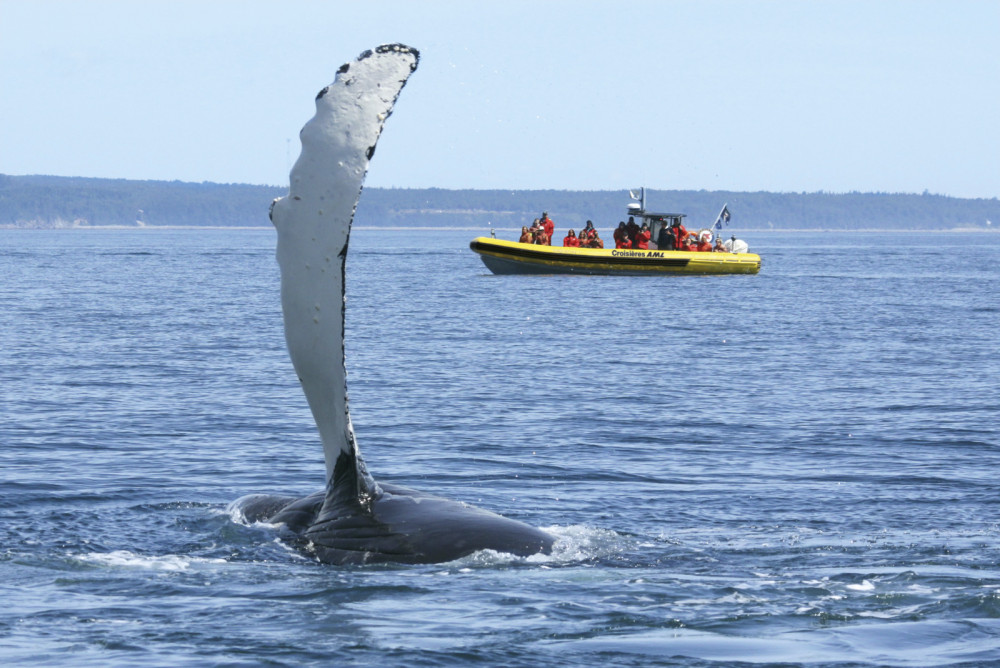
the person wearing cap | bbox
[540,212,555,245]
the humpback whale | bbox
[234,44,554,564]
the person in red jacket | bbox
[613,221,628,246]
[615,234,632,249]
[672,220,689,250]
[540,212,555,245]
[563,229,580,247]
[695,234,713,252]
[634,223,651,250]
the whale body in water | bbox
[233,44,553,564]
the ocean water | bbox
[1,226,999,667]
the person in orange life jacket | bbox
[694,235,713,252]
[634,223,651,250]
[519,226,532,244]
[580,220,596,241]
[540,212,555,244]
[589,233,604,249]
[563,229,580,247]
[615,233,632,249]
[613,221,628,246]
[671,220,689,250]
[533,227,549,245]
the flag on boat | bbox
[713,205,731,230]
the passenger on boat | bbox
[626,217,639,245]
[656,223,675,251]
[533,227,550,245]
[634,223,651,250]
[613,221,628,246]
[671,220,689,250]
[694,235,713,252]
[519,226,532,244]
[615,233,632,249]
[714,238,728,252]
[540,212,555,245]
[563,229,580,247]
[528,219,542,241]
[586,233,604,249]
[580,220,596,242]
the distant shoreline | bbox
[3,175,996,231]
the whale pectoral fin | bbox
[273,45,419,499]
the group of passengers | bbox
[521,213,605,248]
[519,212,556,245]
[522,212,726,253]
[650,217,719,252]
[561,220,604,248]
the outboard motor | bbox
[723,235,750,253]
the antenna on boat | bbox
[629,187,646,212]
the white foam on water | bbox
[451,525,627,567]
[74,550,226,572]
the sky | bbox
[1,0,998,198]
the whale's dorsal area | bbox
[237,45,554,564]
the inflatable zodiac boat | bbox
[470,192,761,276]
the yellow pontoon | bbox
[470,237,760,275]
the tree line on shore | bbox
[1,174,996,230]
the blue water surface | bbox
[1,226,999,666]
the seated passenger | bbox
[518,226,532,244]
[714,238,727,252]
[589,233,604,249]
[533,228,549,245]
[634,223,651,250]
[563,229,580,247]
[695,235,713,252]
[615,234,632,249]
